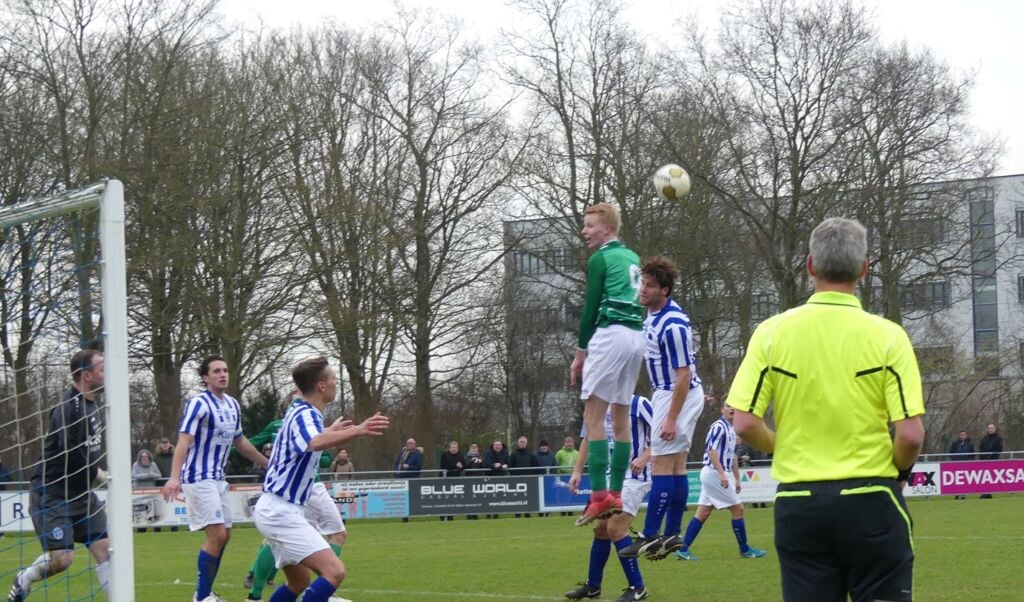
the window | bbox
[1018,275,1024,304]
[974,354,1000,378]
[904,215,950,247]
[510,248,575,275]
[751,292,776,321]
[901,281,950,311]
[1019,342,1024,373]
[1016,209,1024,237]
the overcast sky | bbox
[217,0,1024,177]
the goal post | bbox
[0,180,133,601]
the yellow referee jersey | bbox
[726,291,925,483]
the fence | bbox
[2,456,1021,532]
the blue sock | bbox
[732,518,749,553]
[196,550,220,599]
[682,516,705,550]
[268,585,298,602]
[642,475,673,537]
[587,538,612,587]
[302,576,339,602]
[663,474,689,535]
[614,536,645,589]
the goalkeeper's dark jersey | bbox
[30,386,103,499]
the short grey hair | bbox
[809,218,867,283]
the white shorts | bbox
[304,482,346,535]
[182,480,231,531]
[650,385,704,456]
[620,477,652,517]
[697,465,741,509]
[580,325,643,406]
[254,492,331,569]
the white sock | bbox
[95,560,110,594]
[19,553,51,586]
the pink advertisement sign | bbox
[939,460,1024,495]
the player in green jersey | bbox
[570,203,645,525]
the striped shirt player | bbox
[253,356,389,602]
[622,257,705,561]
[676,404,767,560]
[565,395,654,601]
[645,298,704,456]
[180,390,243,485]
[161,356,268,602]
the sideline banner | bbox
[328,479,409,519]
[938,460,1024,496]
[408,476,539,516]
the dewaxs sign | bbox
[408,476,540,516]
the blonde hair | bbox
[584,203,621,233]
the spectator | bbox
[329,448,355,480]
[555,436,580,516]
[484,440,509,518]
[979,423,1003,460]
[555,436,579,475]
[440,441,465,478]
[249,443,274,482]
[948,430,975,461]
[394,438,424,478]
[485,440,510,476]
[463,443,483,520]
[153,437,174,485]
[948,430,975,500]
[438,441,465,522]
[464,442,485,476]
[509,436,540,475]
[131,450,162,488]
[535,440,556,475]
[979,423,1004,499]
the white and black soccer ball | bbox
[652,163,691,202]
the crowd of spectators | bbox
[949,423,1004,499]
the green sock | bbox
[609,440,632,491]
[330,542,343,557]
[249,543,276,597]
[588,438,610,492]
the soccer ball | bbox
[652,163,690,202]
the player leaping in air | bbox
[571,203,645,526]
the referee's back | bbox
[728,290,924,483]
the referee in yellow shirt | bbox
[727,217,925,602]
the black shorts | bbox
[774,478,914,602]
[30,489,108,551]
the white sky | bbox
[217,0,1024,177]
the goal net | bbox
[0,181,132,601]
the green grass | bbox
[3,496,1022,601]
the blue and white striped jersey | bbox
[702,417,736,472]
[629,395,654,482]
[263,399,325,504]
[644,299,701,391]
[179,390,242,484]
[579,395,655,482]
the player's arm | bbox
[308,413,390,451]
[161,433,192,502]
[659,366,690,441]
[569,437,589,494]
[571,254,606,385]
[234,435,269,468]
[707,447,728,487]
[886,327,925,472]
[630,447,651,474]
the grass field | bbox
[2,496,1021,601]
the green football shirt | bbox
[726,291,925,483]
[577,240,643,349]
